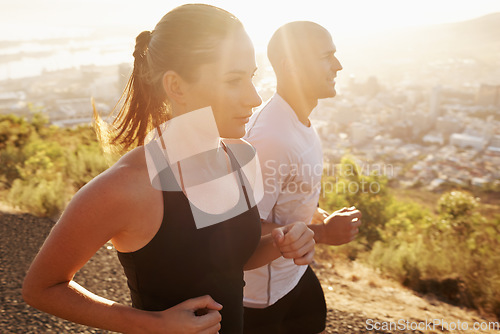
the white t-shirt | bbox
[243,94,323,307]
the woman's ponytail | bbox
[94,30,169,154]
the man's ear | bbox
[282,57,298,75]
[162,70,187,105]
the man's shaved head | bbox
[267,21,341,102]
[267,21,331,72]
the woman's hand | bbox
[144,295,222,334]
[271,222,315,265]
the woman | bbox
[22,4,315,334]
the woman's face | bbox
[182,28,262,138]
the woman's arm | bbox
[22,152,221,334]
[23,165,154,332]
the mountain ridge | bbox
[339,12,500,82]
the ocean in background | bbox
[0,36,133,81]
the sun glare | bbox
[1,0,499,44]
[0,0,499,81]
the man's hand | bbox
[311,207,330,225]
[313,207,362,245]
[271,222,315,265]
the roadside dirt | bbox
[1,211,498,333]
[314,246,499,334]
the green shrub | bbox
[65,143,109,189]
[7,173,69,218]
[0,113,108,217]
[367,190,500,317]
[320,157,499,317]
[320,156,392,247]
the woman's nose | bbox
[246,84,262,108]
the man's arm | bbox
[261,206,362,246]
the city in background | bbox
[1,11,499,194]
[2,2,500,330]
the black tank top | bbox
[117,140,261,333]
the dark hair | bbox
[94,4,243,152]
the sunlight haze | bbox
[1,0,500,49]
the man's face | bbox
[294,30,342,100]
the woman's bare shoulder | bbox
[87,147,151,197]
[21,147,163,284]
[63,146,161,231]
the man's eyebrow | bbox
[224,67,258,75]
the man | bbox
[243,21,362,333]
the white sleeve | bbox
[250,137,292,221]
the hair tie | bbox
[133,30,152,59]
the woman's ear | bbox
[162,70,187,105]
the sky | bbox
[1,0,500,49]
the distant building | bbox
[476,84,500,106]
[429,85,442,120]
[349,122,375,146]
[450,133,487,150]
[364,76,380,97]
[489,134,500,148]
[90,75,120,100]
[486,135,500,155]
[52,117,93,128]
[0,91,26,113]
[436,116,462,139]
[332,100,359,125]
[54,98,92,120]
[423,133,444,145]
[346,75,380,97]
[408,111,432,136]
[471,177,489,188]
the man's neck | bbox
[276,85,317,126]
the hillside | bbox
[396,12,500,64]
[341,12,500,81]
[1,210,498,334]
